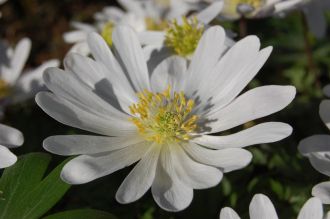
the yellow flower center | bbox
[145,17,169,31]
[155,0,171,7]
[101,21,114,46]
[222,0,265,18]
[165,17,204,57]
[129,86,198,144]
[0,79,11,99]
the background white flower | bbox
[0,123,23,169]
[37,25,295,211]
[63,0,223,56]
[299,85,330,204]
[219,194,324,219]
[0,37,59,118]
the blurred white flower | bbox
[219,194,324,219]
[0,123,23,169]
[63,0,222,56]
[0,38,59,117]
[303,0,330,38]
[299,85,330,205]
[37,25,295,211]
[0,0,7,18]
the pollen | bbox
[223,0,265,17]
[129,86,198,144]
[101,21,114,46]
[0,79,11,99]
[145,17,168,31]
[165,17,204,57]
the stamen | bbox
[129,86,198,144]
[165,17,204,57]
[0,79,11,99]
[223,0,265,17]
[101,21,114,46]
[145,17,168,31]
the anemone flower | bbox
[219,194,324,219]
[37,25,295,211]
[0,123,23,168]
[63,0,223,56]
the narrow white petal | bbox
[303,2,326,39]
[112,26,150,91]
[43,135,142,155]
[150,56,187,93]
[152,144,193,212]
[116,144,161,203]
[138,31,165,45]
[36,92,136,136]
[172,144,223,189]
[195,1,224,24]
[3,38,31,84]
[184,26,225,96]
[219,207,241,219]
[61,142,149,184]
[320,100,330,130]
[323,84,330,98]
[0,145,17,168]
[193,122,292,149]
[143,44,172,75]
[182,143,252,173]
[249,194,278,219]
[207,85,296,133]
[63,30,88,43]
[297,197,323,219]
[0,124,24,148]
[298,135,330,176]
[312,182,330,204]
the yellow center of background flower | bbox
[101,21,114,46]
[165,17,204,57]
[0,79,11,99]
[129,86,198,144]
[223,0,265,18]
[145,17,168,31]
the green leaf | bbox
[42,209,117,219]
[0,152,71,219]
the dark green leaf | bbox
[42,209,117,219]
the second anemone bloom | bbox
[36,25,295,211]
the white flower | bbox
[0,123,23,168]
[219,194,324,219]
[303,0,330,38]
[0,0,7,18]
[63,0,223,56]
[299,85,330,205]
[0,38,59,117]
[37,25,295,211]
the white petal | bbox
[150,56,187,93]
[323,84,330,98]
[184,26,225,96]
[249,194,278,219]
[12,59,60,103]
[312,181,330,204]
[143,44,172,75]
[297,197,323,219]
[193,122,292,149]
[298,135,330,176]
[303,2,326,39]
[219,207,241,219]
[151,144,193,212]
[195,1,223,24]
[43,135,142,155]
[207,85,296,134]
[67,41,90,56]
[172,144,223,189]
[61,141,150,184]
[116,144,161,203]
[112,26,150,91]
[44,67,130,121]
[0,145,17,169]
[0,123,24,148]
[2,38,31,84]
[36,92,136,136]
[320,100,330,130]
[195,35,263,109]
[182,143,252,173]
[63,30,88,44]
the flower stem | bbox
[239,17,247,38]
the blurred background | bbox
[0,0,330,218]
